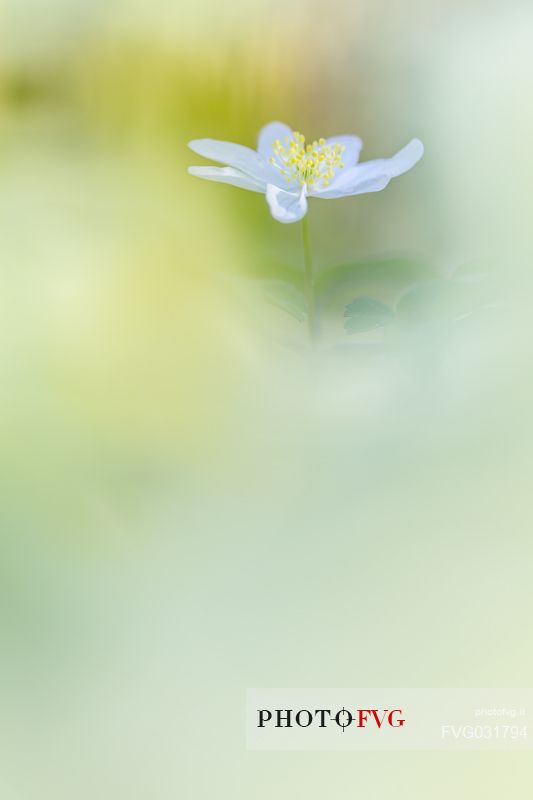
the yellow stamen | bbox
[270,131,345,188]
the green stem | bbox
[301,214,318,347]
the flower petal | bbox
[188,138,269,184]
[312,165,391,198]
[312,138,424,198]
[265,184,308,224]
[257,121,293,159]
[188,165,266,193]
[326,135,363,166]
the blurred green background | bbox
[1,0,533,797]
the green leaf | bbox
[260,279,307,322]
[315,256,432,305]
[395,280,449,320]
[343,297,395,334]
[395,277,489,324]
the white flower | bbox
[188,121,424,224]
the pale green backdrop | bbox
[1,0,532,796]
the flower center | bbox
[269,131,345,189]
